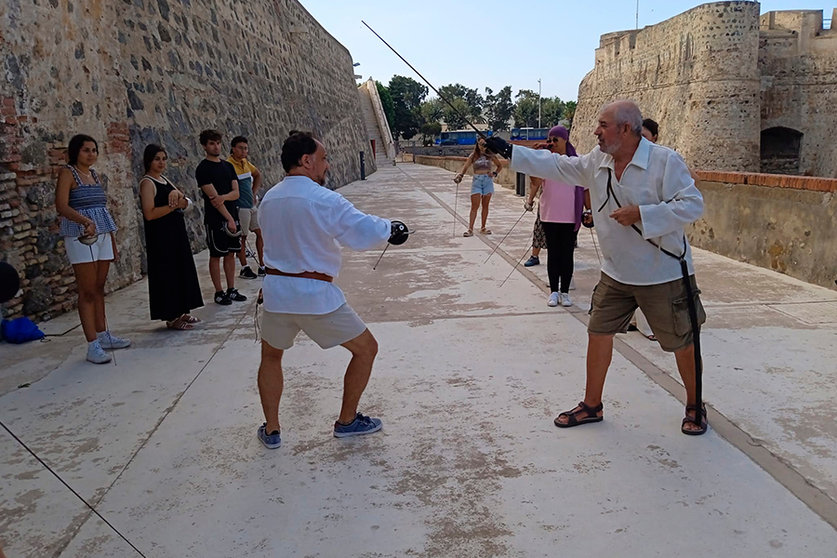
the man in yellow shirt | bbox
[227,136,265,277]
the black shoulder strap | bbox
[599,168,686,261]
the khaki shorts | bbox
[588,272,706,352]
[238,207,260,233]
[261,303,367,350]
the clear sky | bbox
[298,1,833,101]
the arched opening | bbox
[760,127,802,175]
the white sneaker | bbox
[560,293,573,307]
[547,292,560,307]
[86,340,112,364]
[97,331,131,350]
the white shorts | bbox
[238,207,260,233]
[261,303,367,350]
[64,234,114,265]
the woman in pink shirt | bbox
[526,126,587,307]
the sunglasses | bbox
[547,137,562,143]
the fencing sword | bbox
[363,21,498,240]
[452,178,459,238]
[483,208,530,264]
[499,245,533,288]
[362,21,488,141]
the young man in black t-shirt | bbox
[196,129,247,305]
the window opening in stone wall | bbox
[760,127,802,175]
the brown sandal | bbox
[166,316,194,330]
[681,404,708,435]
[480,227,492,235]
[554,401,604,428]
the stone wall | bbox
[759,9,837,178]
[0,0,373,320]
[413,156,836,290]
[690,171,836,289]
[572,1,762,172]
[573,3,837,178]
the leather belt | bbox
[264,268,333,282]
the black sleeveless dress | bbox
[143,176,204,320]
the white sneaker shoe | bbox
[547,292,560,307]
[97,331,131,350]
[560,293,573,307]
[86,340,112,364]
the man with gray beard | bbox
[486,100,707,435]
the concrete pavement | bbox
[1,162,836,557]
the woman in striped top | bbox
[55,134,131,364]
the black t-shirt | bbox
[195,159,239,226]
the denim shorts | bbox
[471,174,494,196]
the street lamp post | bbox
[537,78,542,128]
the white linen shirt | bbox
[511,138,703,285]
[259,175,391,314]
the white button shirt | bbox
[511,138,704,285]
[259,175,391,314]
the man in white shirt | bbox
[255,131,408,448]
[486,100,707,435]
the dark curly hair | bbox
[280,131,317,172]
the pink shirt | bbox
[540,178,577,223]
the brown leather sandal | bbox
[681,404,708,435]
[554,401,604,428]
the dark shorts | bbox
[588,272,706,352]
[205,222,241,258]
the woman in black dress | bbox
[140,144,204,329]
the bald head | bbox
[595,99,643,157]
[601,100,643,137]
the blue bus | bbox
[435,130,493,146]
[510,127,549,141]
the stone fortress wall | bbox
[0,0,374,321]
[572,2,837,179]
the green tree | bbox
[442,97,472,130]
[484,86,513,131]
[420,122,442,146]
[420,98,444,124]
[375,81,395,133]
[438,83,483,128]
[540,97,565,128]
[564,101,577,129]
[513,89,539,128]
[388,75,428,140]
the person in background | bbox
[195,129,247,306]
[453,138,503,237]
[227,136,266,278]
[523,175,546,268]
[55,134,131,364]
[139,144,204,330]
[523,126,589,308]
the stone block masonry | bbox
[0,0,375,321]
[572,3,837,178]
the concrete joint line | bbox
[54,302,255,555]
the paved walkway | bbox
[1,162,836,557]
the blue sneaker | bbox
[333,413,382,438]
[523,255,540,267]
[257,423,281,449]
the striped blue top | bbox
[59,165,117,237]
